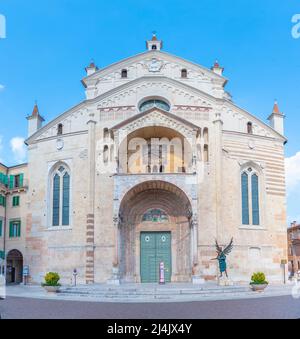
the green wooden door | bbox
[140,232,172,283]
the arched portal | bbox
[6,250,23,284]
[119,181,193,283]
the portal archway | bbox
[119,180,193,283]
[6,249,23,284]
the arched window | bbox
[103,145,109,164]
[241,168,260,226]
[139,99,170,113]
[152,45,157,50]
[121,69,128,78]
[142,209,169,222]
[51,165,70,226]
[103,128,110,141]
[204,145,209,162]
[57,124,63,136]
[181,69,188,78]
[247,122,253,134]
[203,128,209,143]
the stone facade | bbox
[0,36,288,285]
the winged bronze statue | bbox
[212,238,233,278]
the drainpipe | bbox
[3,180,7,280]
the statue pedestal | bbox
[218,276,234,287]
[192,275,205,285]
[107,267,121,286]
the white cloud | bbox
[0,84,4,91]
[10,137,27,164]
[285,152,300,194]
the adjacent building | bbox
[0,35,288,285]
[288,222,300,276]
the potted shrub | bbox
[42,272,61,293]
[250,272,268,292]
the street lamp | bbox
[73,269,78,286]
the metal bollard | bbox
[159,262,165,285]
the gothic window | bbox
[139,99,170,113]
[181,69,188,78]
[121,69,128,78]
[247,122,253,134]
[51,165,70,227]
[241,168,260,226]
[142,209,169,222]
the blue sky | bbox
[0,0,299,222]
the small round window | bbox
[139,99,170,113]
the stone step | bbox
[58,286,250,298]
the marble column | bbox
[85,116,97,284]
[213,112,223,239]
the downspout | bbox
[2,168,8,280]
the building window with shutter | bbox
[0,195,6,207]
[9,174,24,189]
[241,167,260,226]
[51,164,71,227]
[12,196,20,207]
[0,219,3,237]
[9,220,21,238]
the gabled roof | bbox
[82,50,228,88]
[111,106,200,132]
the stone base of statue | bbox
[218,276,234,287]
[107,267,121,285]
[192,275,205,285]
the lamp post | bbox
[73,269,78,287]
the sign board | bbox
[281,259,288,265]
[23,265,29,277]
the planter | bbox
[43,285,60,293]
[250,284,268,292]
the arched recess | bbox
[6,249,23,284]
[118,180,194,283]
[118,126,193,174]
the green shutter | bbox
[17,222,21,237]
[9,175,14,189]
[19,174,24,187]
[9,221,13,237]
[0,220,2,237]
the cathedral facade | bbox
[0,35,288,285]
